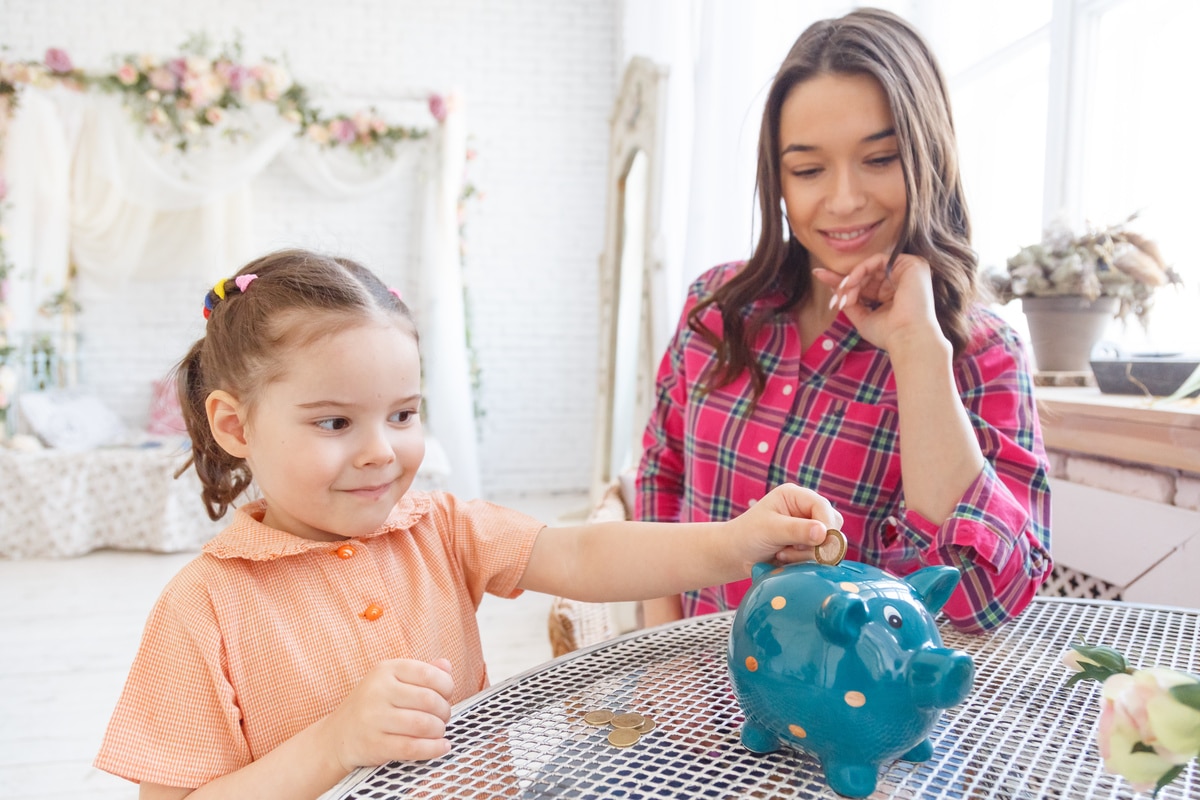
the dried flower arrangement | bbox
[987,214,1182,328]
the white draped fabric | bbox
[2,87,481,497]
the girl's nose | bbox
[356,426,397,468]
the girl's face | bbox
[778,71,908,276]
[243,320,425,541]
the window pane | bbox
[1082,0,1200,353]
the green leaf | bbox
[1169,681,1200,711]
[1073,643,1129,673]
[1152,764,1186,798]
[1156,362,1200,404]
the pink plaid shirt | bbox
[636,263,1052,633]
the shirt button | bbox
[361,603,384,621]
[821,339,834,351]
[335,544,356,559]
[782,384,793,396]
[757,441,769,454]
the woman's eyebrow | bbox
[781,127,896,155]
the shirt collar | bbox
[202,492,433,561]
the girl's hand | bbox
[813,253,943,353]
[726,484,844,573]
[320,658,455,772]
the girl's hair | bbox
[692,7,979,400]
[175,249,417,520]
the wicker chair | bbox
[546,480,640,656]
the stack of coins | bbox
[582,709,657,748]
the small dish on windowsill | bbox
[1089,351,1200,398]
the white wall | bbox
[1,0,616,496]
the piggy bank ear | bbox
[751,562,776,583]
[816,593,869,646]
[904,566,962,615]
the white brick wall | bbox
[2,0,615,496]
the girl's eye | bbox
[389,410,415,424]
[867,154,899,168]
[316,418,350,431]
[791,167,822,179]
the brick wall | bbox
[1047,449,1200,513]
[1,0,615,495]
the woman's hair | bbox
[692,7,979,400]
[175,249,417,520]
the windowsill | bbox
[1034,386,1200,474]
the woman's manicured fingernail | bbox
[828,294,839,310]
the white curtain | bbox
[3,87,481,497]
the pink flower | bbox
[44,48,73,74]
[148,67,177,93]
[204,106,224,125]
[428,93,447,123]
[116,63,139,86]
[329,118,357,144]
[1098,669,1200,792]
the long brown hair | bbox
[692,7,978,400]
[175,249,417,520]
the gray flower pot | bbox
[1020,295,1119,373]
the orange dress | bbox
[94,490,543,788]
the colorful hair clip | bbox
[203,274,258,319]
[389,287,403,300]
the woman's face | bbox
[778,72,907,276]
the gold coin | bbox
[634,717,656,734]
[816,529,848,566]
[583,709,615,726]
[611,712,645,729]
[608,728,642,747]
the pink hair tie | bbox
[235,274,258,292]
[389,287,403,300]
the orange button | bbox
[335,544,356,559]
[361,603,384,621]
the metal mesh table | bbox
[325,597,1200,799]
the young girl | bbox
[637,8,1052,634]
[94,249,842,799]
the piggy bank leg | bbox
[739,720,781,754]
[824,760,878,799]
[899,738,933,762]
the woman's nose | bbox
[827,166,867,215]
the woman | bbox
[636,7,1052,634]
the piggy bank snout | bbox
[907,647,974,709]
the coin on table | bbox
[583,709,615,726]
[611,712,646,729]
[608,728,642,748]
[633,717,656,734]
[815,529,848,566]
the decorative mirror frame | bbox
[591,56,669,503]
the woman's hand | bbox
[813,253,943,354]
[319,658,455,772]
[724,483,845,574]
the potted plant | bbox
[986,214,1182,373]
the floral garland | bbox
[0,36,441,155]
[0,39,471,434]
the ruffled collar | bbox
[202,491,433,561]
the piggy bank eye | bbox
[883,605,903,629]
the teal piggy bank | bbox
[728,560,974,798]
